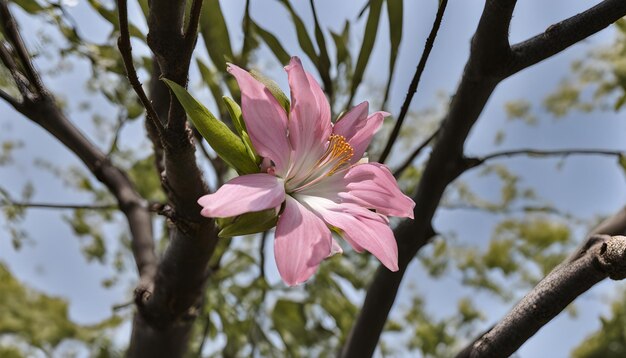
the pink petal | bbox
[333,103,389,163]
[227,64,291,175]
[198,173,285,218]
[298,196,399,271]
[348,111,388,163]
[285,57,332,179]
[341,163,415,218]
[274,196,332,286]
[333,101,369,140]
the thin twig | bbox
[471,148,624,167]
[107,110,128,156]
[0,0,43,94]
[378,0,448,163]
[185,0,204,45]
[393,128,440,177]
[116,0,166,137]
[196,315,212,357]
[1,200,118,211]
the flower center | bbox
[317,134,354,175]
[286,134,354,193]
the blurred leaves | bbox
[0,262,121,354]
[572,288,626,357]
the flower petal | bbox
[297,196,399,271]
[341,163,415,218]
[228,64,291,175]
[348,111,388,162]
[333,103,389,163]
[198,174,285,218]
[285,57,332,179]
[274,196,332,285]
[332,101,369,140]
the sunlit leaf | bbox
[163,79,259,174]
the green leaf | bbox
[331,21,351,67]
[277,0,318,63]
[350,0,383,99]
[162,78,259,174]
[383,0,403,103]
[12,0,44,14]
[250,69,291,114]
[310,0,332,95]
[217,209,278,238]
[251,20,291,65]
[222,96,259,163]
[199,0,234,71]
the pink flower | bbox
[198,57,415,286]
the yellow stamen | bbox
[319,134,353,175]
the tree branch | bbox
[392,127,440,178]
[0,0,158,325]
[127,1,218,356]
[508,0,626,76]
[0,40,30,100]
[467,148,625,168]
[0,87,20,108]
[341,0,626,355]
[185,0,204,46]
[377,0,448,163]
[458,205,626,357]
[0,1,43,94]
[1,201,118,211]
[117,0,165,137]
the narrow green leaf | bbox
[217,209,278,238]
[196,59,229,119]
[250,69,291,114]
[277,0,318,63]
[350,0,383,100]
[251,20,291,65]
[162,79,258,174]
[12,0,44,14]
[222,96,259,163]
[310,0,332,96]
[222,97,246,137]
[383,0,403,104]
[331,21,351,67]
[199,0,234,71]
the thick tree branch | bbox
[378,0,448,163]
[508,0,626,76]
[343,0,626,356]
[342,2,517,356]
[458,206,626,358]
[127,1,219,357]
